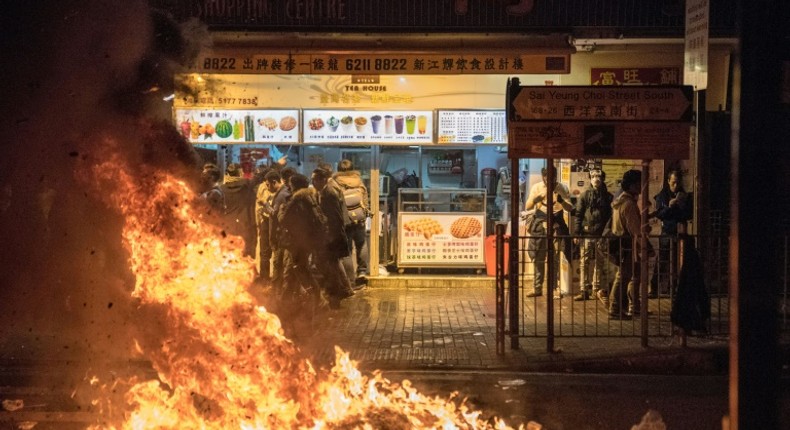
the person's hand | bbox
[573,238,580,246]
[277,155,287,166]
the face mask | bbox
[591,177,601,187]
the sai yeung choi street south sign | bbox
[506,80,694,160]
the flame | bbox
[85,138,519,429]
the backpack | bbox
[340,184,368,223]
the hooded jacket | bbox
[573,183,613,235]
[611,190,641,239]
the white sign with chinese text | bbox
[437,110,507,144]
[684,0,709,90]
[398,213,486,267]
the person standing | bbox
[255,170,281,283]
[572,168,614,301]
[269,167,296,293]
[608,169,648,319]
[333,159,370,286]
[277,174,325,301]
[311,168,355,308]
[220,163,256,258]
[199,165,224,213]
[524,167,573,299]
[648,169,693,298]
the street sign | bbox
[511,86,693,122]
[505,80,693,160]
[507,122,691,159]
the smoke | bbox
[0,0,204,363]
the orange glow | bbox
[86,141,517,429]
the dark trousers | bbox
[258,219,271,278]
[650,236,674,294]
[316,249,353,299]
[344,222,368,277]
[270,247,291,292]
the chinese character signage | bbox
[437,110,507,144]
[174,109,299,144]
[303,110,433,144]
[684,0,709,90]
[510,86,693,122]
[398,213,485,267]
[591,67,681,86]
[507,122,691,159]
[506,81,693,160]
[193,52,570,75]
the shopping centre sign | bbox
[506,81,694,159]
[190,51,570,75]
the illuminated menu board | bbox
[303,110,433,144]
[397,213,485,267]
[175,108,299,144]
[437,109,507,144]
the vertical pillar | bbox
[728,1,786,428]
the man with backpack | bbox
[333,159,369,286]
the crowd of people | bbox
[198,158,371,312]
[524,166,695,321]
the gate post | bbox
[495,223,506,355]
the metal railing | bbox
[494,223,750,352]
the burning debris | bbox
[71,136,520,429]
[2,1,528,428]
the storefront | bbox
[165,1,735,278]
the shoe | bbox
[609,313,632,320]
[596,290,609,306]
[553,292,564,299]
[574,291,591,301]
[526,291,543,298]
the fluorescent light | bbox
[162,93,175,101]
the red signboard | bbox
[591,67,681,86]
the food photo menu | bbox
[175,109,300,144]
[303,110,433,144]
[437,109,507,144]
[397,213,486,267]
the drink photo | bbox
[394,115,404,134]
[370,115,382,134]
[354,116,368,133]
[405,115,416,134]
[384,115,394,134]
[417,115,428,135]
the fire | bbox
[84,139,518,429]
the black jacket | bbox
[573,184,613,236]
[277,188,327,253]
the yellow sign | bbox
[193,52,569,74]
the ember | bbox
[81,140,517,429]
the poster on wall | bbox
[302,110,433,144]
[174,109,299,144]
[397,213,485,267]
[437,110,507,144]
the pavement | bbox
[290,279,737,375]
